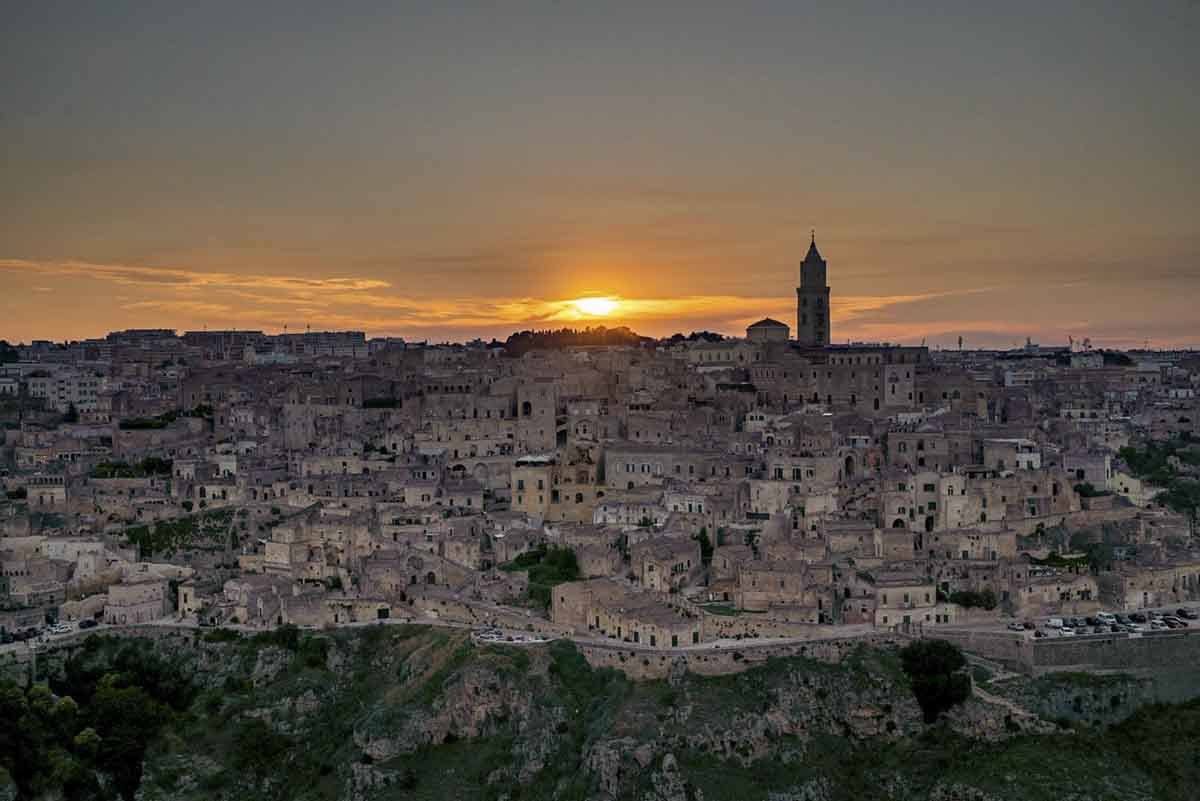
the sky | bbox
[2,1,1198,348]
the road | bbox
[2,612,886,660]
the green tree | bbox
[693,527,714,567]
[899,639,972,723]
[88,676,173,799]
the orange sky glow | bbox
[1,4,1197,349]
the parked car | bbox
[1085,616,1100,627]
[1007,622,1025,632]
[78,619,98,630]
[1177,609,1198,620]
[1033,630,1047,639]
[1109,624,1124,633]
[1092,625,1107,634]
[1130,612,1148,623]
[1060,626,1076,636]
[1116,614,1132,625]
[1163,618,1185,629]
[1022,620,1036,630]
[1046,618,1064,629]
[1097,612,1117,624]
[1149,620,1168,631]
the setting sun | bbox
[571,296,620,317]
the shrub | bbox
[899,639,971,723]
[948,588,997,610]
[203,628,240,644]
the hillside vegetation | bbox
[1,627,1198,801]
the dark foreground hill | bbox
[1,626,1198,801]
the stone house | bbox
[104,578,168,625]
[631,537,702,592]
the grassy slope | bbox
[119,628,1200,801]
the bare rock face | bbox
[136,754,223,800]
[352,640,562,788]
[927,783,1008,801]
[667,656,689,687]
[250,646,290,685]
[344,760,414,801]
[585,737,639,798]
[643,753,691,801]
[945,695,1056,741]
[766,779,833,801]
[676,664,923,764]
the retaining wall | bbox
[576,634,906,680]
[937,626,1200,676]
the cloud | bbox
[2,256,1196,349]
[121,300,237,316]
[4,255,968,339]
[0,259,389,293]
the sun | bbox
[571,296,619,317]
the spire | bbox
[804,230,823,263]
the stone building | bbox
[104,579,168,625]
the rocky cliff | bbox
[3,625,1198,801]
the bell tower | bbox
[796,232,830,347]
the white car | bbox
[49,623,72,635]
[1059,626,1076,636]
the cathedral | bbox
[726,234,931,415]
[796,233,830,346]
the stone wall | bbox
[1028,629,1200,675]
[412,594,575,637]
[699,613,846,642]
[576,634,905,680]
[934,628,1030,668]
[938,626,1200,677]
[1000,507,1138,537]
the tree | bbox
[899,639,972,723]
[948,588,997,610]
[693,527,713,567]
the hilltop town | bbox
[3,241,1199,658]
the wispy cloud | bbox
[0,259,388,293]
[2,256,963,340]
[4,257,1194,349]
